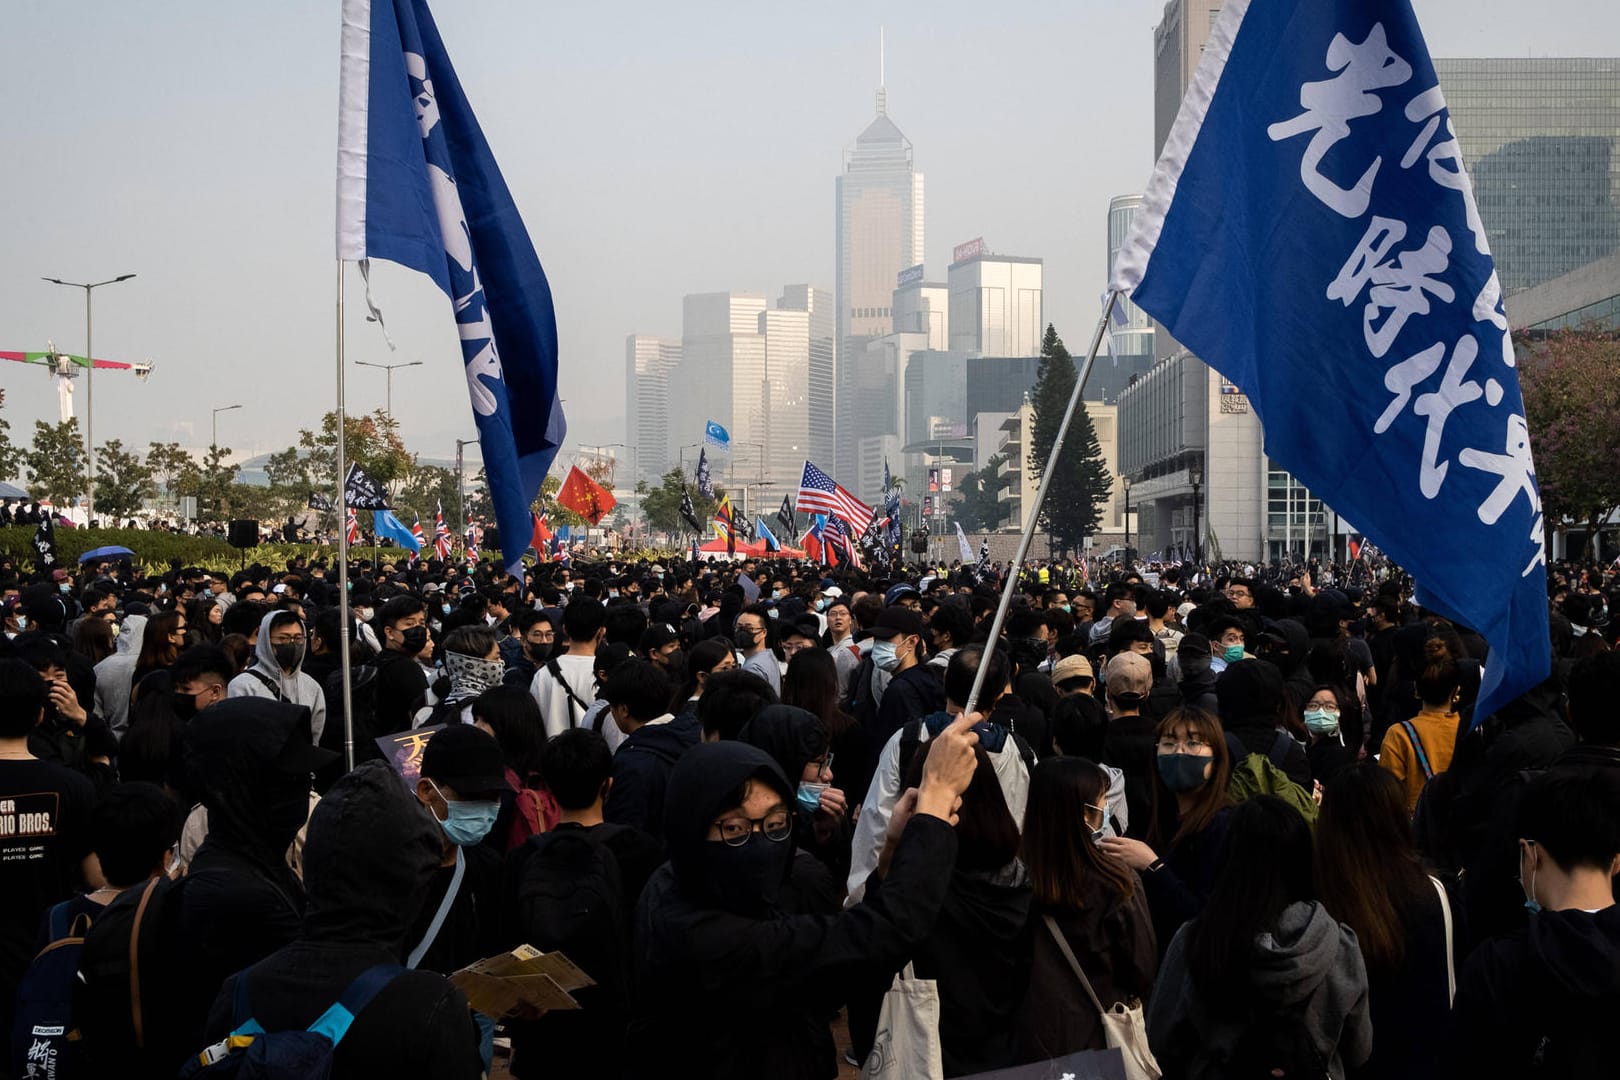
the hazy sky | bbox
[3,0,1614,473]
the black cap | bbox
[861,605,925,641]
[420,724,510,798]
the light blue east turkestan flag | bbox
[337,0,565,574]
[755,517,781,552]
[704,420,731,451]
[1111,0,1547,722]
[373,509,422,553]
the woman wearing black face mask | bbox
[628,723,982,1080]
[1100,706,1235,954]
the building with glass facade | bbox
[1435,58,1620,295]
[625,335,678,484]
[1097,195,1157,405]
[946,252,1043,358]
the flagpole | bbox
[964,291,1120,716]
[335,260,356,772]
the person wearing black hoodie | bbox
[739,704,847,911]
[1215,659,1312,791]
[601,660,692,842]
[1448,770,1620,1078]
[199,760,483,1079]
[627,722,980,1080]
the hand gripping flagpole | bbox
[963,291,1120,717]
[336,260,356,772]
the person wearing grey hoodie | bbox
[228,610,328,744]
[93,612,147,738]
[1148,796,1371,1080]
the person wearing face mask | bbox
[868,606,945,746]
[119,645,233,790]
[228,611,328,746]
[627,715,982,1080]
[734,603,783,695]
[1014,757,1157,1063]
[373,596,433,738]
[416,625,506,728]
[1448,770,1620,1078]
[1301,683,1357,785]
[1100,706,1236,952]
[739,705,848,900]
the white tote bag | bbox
[861,962,944,1080]
[1044,915,1162,1080]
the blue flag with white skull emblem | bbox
[1111,0,1547,723]
[337,0,565,573]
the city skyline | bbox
[3,1,1615,483]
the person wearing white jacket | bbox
[228,610,328,745]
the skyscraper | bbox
[1096,195,1157,404]
[946,245,1044,358]
[675,292,767,483]
[778,285,836,470]
[625,335,678,484]
[835,52,924,483]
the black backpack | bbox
[9,901,92,1080]
[320,663,379,758]
[1224,1004,1331,1079]
[75,875,191,1076]
[514,829,628,1002]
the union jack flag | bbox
[410,516,425,564]
[433,501,454,561]
[466,515,481,565]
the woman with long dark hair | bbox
[186,596,224,645]
[1100,706,1235,950]
[131,610,187,703]
[1301,682,1358,785]
[1016,757,1156,1062]
[1317,764,1459,1080]
[669,637,736,724]
[71,614,116,666]
[472,685,559,850]
[783,646,875,809]
[1148,796,1372,1079]
[1380,636,1462,812]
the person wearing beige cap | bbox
[1051,653,1095,696]
[1102,652,1158,836]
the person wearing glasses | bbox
[1100,706,1236,953]
[627,716,981,1079]
[227,611,328,746]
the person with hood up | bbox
[1148,795,1371,1079]
[227,610,328,745]
[197,760,484,1079]
[1216,658,1312,791]
[739,704,848,908]
[92,611,147,737]
[627,714,981,1080]
[1447,770,1620,1077]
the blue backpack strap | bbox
[304,963,404,1047]
[1401,720,1434,780]
[46,899,76,941]
[229,973,266,1038]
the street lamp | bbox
[354,359,423,416]
[455,437,481,527]
[211,404,242,451]
[42,273,137,523]
[1122,476,1132,563]
[1188,463,1203,565]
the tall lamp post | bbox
[42,273,136,523]
[1189,463,1203,565]
[211,404,242,451]
[1122,476,1132,563]
[455,437,481,527]
[355,359,422,416]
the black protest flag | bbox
[307,492,335,512]
[343,463,391,510]
[776,495,794,537]
[679,486,703,534]
[31,517,58,573]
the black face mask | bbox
[734,628,758,651]
[695,835,792,917]
[660,649,687,685]
[273,642,305,671]
[398,625,429,654]
[172,692,200,723]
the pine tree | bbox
[1027,324,1113,554]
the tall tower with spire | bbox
[831,29,924,482]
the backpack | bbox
[1227,751,1319,827]
[896,716,1036,789]
[320,663,379,756]
[75,875,189,1075]
[9,901,93,1080]
[180,963,402,1078]
[514,829,628,1003]
[1223,1002,1331,1080]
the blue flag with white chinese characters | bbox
[337,0,565,573]
[1112,0,1547,722]
[373,508,423,553]
[704,421,730,451]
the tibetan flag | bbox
[338,0,566,573]
[1112,0,1547,722]
[556,465,616,526]
[714,495,736,556]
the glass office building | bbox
[1436,58,1620,294]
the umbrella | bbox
[78,545,135,563]
[0,480,27,500]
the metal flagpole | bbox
[964,291,1120,716]
[336,261,356,772]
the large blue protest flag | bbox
[337,0,565,573]
[373,508,423,553]
[1112,0,1547,721]
[704,421,731,451]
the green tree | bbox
[293,410,413,491]
[1518,328,1620,561]
[191,445,241,521]
[146,441,199,503]
[93,439,157,521]
[392,464,460,525]
[1027,324,1112,555]
[0,390,21,482]
[23,418,88,505]
[954,453,1008,532]
[640,467,723,536]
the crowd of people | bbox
[2,545,1618,1079]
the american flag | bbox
[345,506,359,545]
[828,515,862,570]
[433,501,454,561]
[797,460,871,528]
